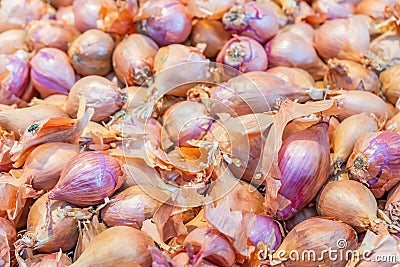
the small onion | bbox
[248,214,283,250]
[355,0,397,20]
[19,193,78,253]
[317,180,378,232]
[314,15,370,61]
[55,6,75,25]
[30,48,76,98]
[25,19,80,52]
[68,29,115,76]
[331,113,379,170]
[65,75,124,122]
[70,226,154,267]
[380,65,400,105]
[190,19,231,58]
[326,90,395,120]
[265,122,330,220]
[112,34,158,86]
[72,0,102,32]
[95,0,138,35]
[222,2,279,43]
[0,29,27,54]
[325,58,380,93]
[182,227,235,266]
[347,131,400,198]
[48,151,124,206]
[385,112,400,133]
[186,0,235,19]
[272,217,358,266]
[267,66,315,88]
[217,36,268,72]
[265,22,326,80]
[101,185,161,229]
[162,101,212,147]
[312,0,355,19]
[19,142,80,191]
[0,50,29,105]
[153,44,210,96]
[368,31,400,70]
[210,71,311,116]
[136,0,192,46]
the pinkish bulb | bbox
[30,48,75,98]
[0,50,29,105]
[223,1,279,43]
[136,0,192,46]
[217,36,268,72]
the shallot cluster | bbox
[0,0,399,266]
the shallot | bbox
[317,180,379,232]
[65,75,124,122]
[48,151,124,206]
[347,131,400,198]
[112,34,158,86]
[68,29,114,76]
[217,36,268,72]
[222,1,279,43]
[30,47,76,97]
[265,121,330,220]
[136,0,192,46]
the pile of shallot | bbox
[0,0,399,266]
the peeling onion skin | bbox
[385,112,400,133]
[136,0,192,46]
[101,185,161,229]
[162,101,212,147]
[325,58,380,93]
[222,1,279,43]
[26,193,79,253]
[65,75,124,122]
[30,48,76,98]
[68,29,115,77]
[217,36,268,72]
[385,183,400,226]
[112,34,158,86]
[48,151,124,207]
[267,122,330,220]
[347,131,400,198]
